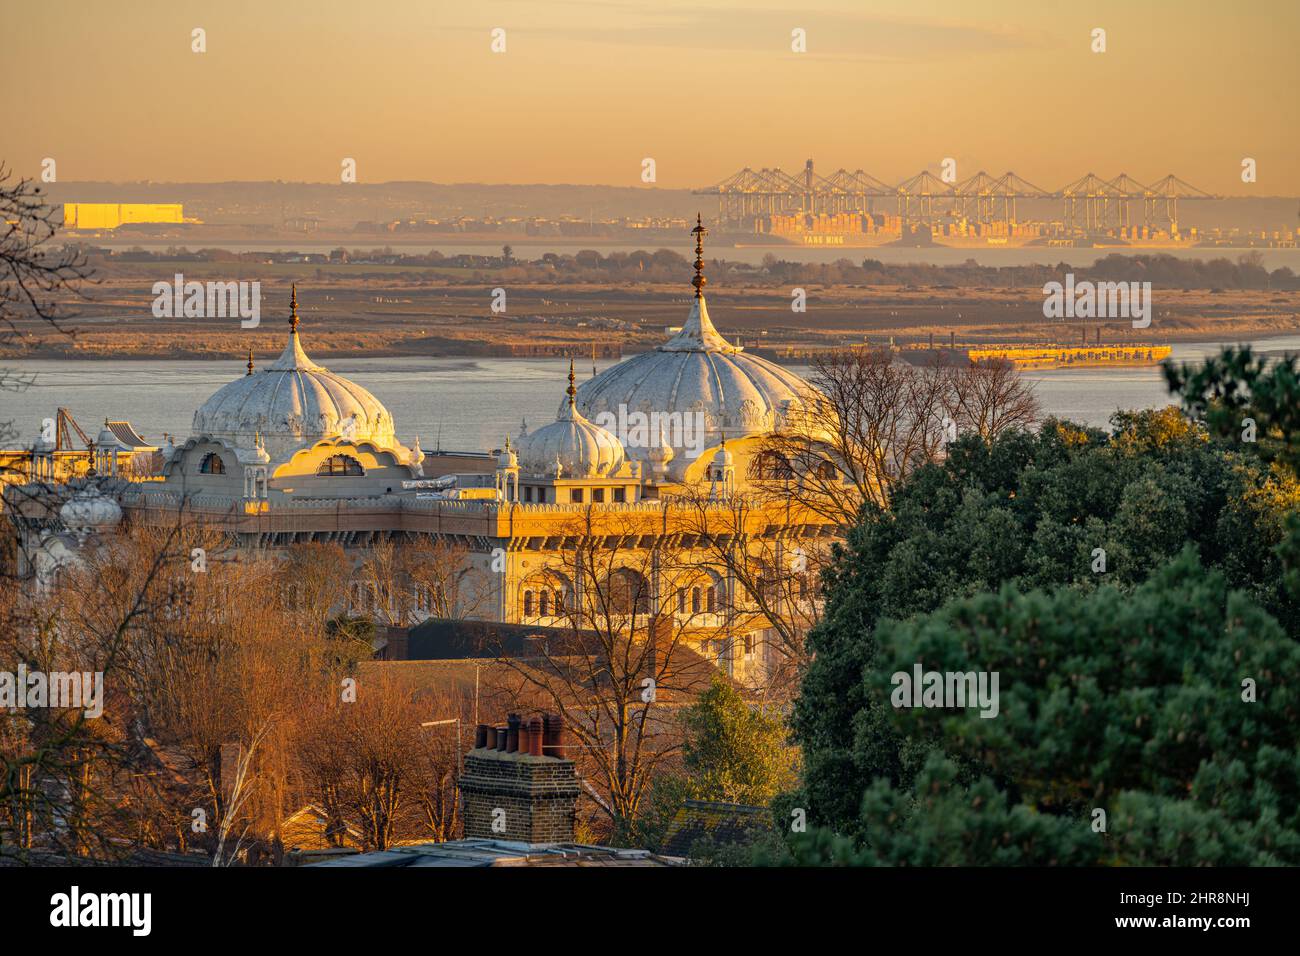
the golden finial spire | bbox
[246,348,255,375]
[289,284,300,333]
[691,213,707,299]
[566,357,577,406]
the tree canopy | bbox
[787,406,1300,863]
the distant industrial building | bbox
[62,202,185,230]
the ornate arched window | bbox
[605,568,649,615]
[750,451,793,480]
[539,590,550,617]
[523,589,534,618]
[199,452,225,475]
[317,454,364,477]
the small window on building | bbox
[592,488,605,503]
[613,487,626,503]
[677,588,685,614]
[570,488,584,504]
[524,486,533,502]
[539,590,550,616]
[523,590,534,618]
[706,586,716,613]
[317,454,364,477]
[691,587,701,614]
[750,451,793,481]
[199,453,225,475]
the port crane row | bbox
[695,162,1218,232]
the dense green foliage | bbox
[1165,345,1300,474]
[787,407,1300,864]
[679,676,799,806]
[635,676,796,851]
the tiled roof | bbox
[307,839,679,867]
[660,799,772,859]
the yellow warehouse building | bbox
[62,202,185,230]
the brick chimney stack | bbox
[459,711,580,844]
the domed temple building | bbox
[7,225,841,686]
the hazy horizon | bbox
[5,0,1297,194]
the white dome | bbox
[60,483,122,535]
[497,436,518,469]
[192,289,398,461]
[571,295,812,466]
[520,366,625,478]
[95,423,125,451]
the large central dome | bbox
[192,288,398,461]
[570,296,812,465]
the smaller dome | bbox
[191,288,400,460]
[61,483,122,536]
[517,363,625,478]
[649,429,675,464]
[647,421,675,477]
[248,431,270,465]
[497,435,518,469]
[96,421,123,450]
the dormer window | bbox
[317,454,364,477]
[199,453,225,475]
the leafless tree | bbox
[275,541,352,635]
[489,507,715,837]
[946,358,1041,441]
[0,163,94,445]
[759,349,1040,524]
[672,489,829,701]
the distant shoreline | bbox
[2,327,1290,365]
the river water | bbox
[3,336,1299,452]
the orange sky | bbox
[3,0,1296,193]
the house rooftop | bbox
[660,799,772,859]
[307,838,679,868]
